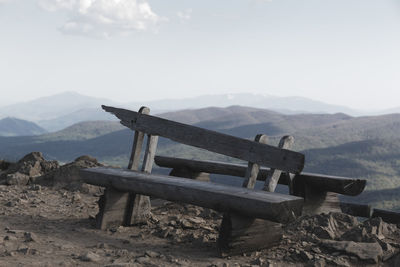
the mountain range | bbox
[0,117,47,137]
[1,94,400,210]
[3,91,399,133]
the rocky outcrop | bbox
[0,152,102,193]
[0,152,59,185]
[284,212,400,265]
[33,155,103,193]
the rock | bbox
[104,264,138,267]
[4,235,18,241]
[286,212,359,241]
[0,160,11,171]
[5,201,17,207]
[187,217,206,224]
[36,154,102,192]
[74,155,99,164]
[24,232,39,242]
[135,256,150,264]
[6,172,30,185]
[145,250,160,258]
[71,193,81,203]
[30,184,42,191]
[79,251,101,262]
[300,250,313,261]
[321,240,383,264]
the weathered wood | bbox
[95,187,131,230]
[141,134,159,173]
[218,213,283,256]
[340,202,372,218]
[98,106,150,229]
[80,167,303,223]
[220,134,283,256]
[292,176,341,215]
[242,134,268,189]
[264,135,294,192]
[126,107,152,225]
[372,208,400,224]
[128,134,159,225]
[154,156,366,196]
[128,106,150,170]
[102,105,305,173]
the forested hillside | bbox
[1,106,400,210]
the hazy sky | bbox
[1,0,400,110]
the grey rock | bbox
[79,251,101,262]
[6,172,30,186]
[24,232,39,242]
[145,250,160,258]
[321,240,383,264]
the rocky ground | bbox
[0,152,399,266]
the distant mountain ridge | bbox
[0,117,47,137]
[0,91,370,132]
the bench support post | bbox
[218,134,284,256]
[95,187,131,230]
[127,133,159,224]
[292,175,341,215]
[95,107,159,229]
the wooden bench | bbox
[154,155,368,217]
[80,105,306,256]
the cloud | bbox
[38,0,162,38]
[177,8,192,22]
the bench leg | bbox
[217,213,283,257]
[95,188,131,230]
[292,177,341,215]
[126,193,151,225]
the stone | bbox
[321,240,383,264]
[6,172,30,186]
[145,250,160,258]
[79,251,101,262]
[30,184,42,191]
[300,250,314,261]
[24,232,39,242]
[72,193,81,203]
[4,235,17,241]
[135,256,150,264]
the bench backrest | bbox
[102,105,305,174]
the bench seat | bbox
[81,167,303,224]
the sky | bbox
[1,0,400,110]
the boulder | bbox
[1,152,60,185]
[6,172,30,186]
[321,240,383,264]
[34,155,103,193]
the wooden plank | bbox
[102,105,305,173]
[264,135,294,192]
[141,135,159,173]
[340,202,372,218]
[154,156,366,196]
[242,134,268,189]
[129,134,159,225]
[127,106,150,170]
[372,208,400,224]
[80,167,303,223]
[98,106,150,229]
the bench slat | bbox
[154,156,366,196]
[80,167,303,224]
[102,105,305,174]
